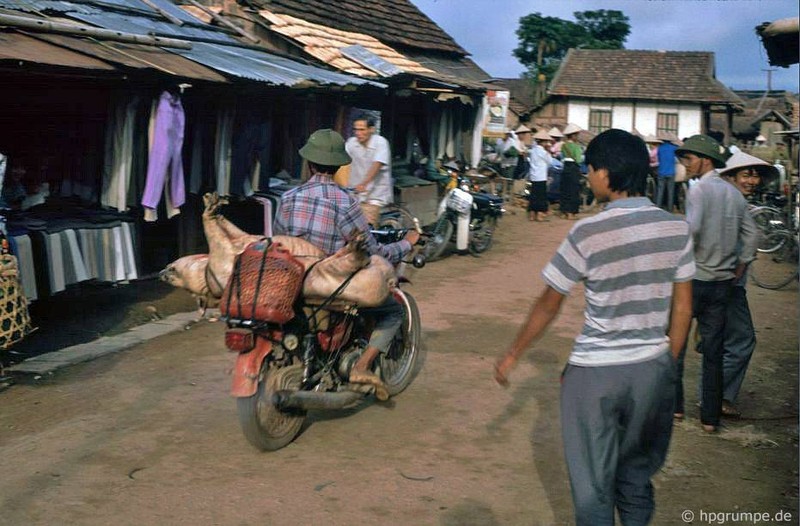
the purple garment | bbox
[142,91,186,209]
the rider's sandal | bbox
[349,370,390,401]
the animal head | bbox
[160,254,209,295]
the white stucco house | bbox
[530,49,744,142]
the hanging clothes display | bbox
[101,94,139,212]
[230,111,272,196]
[142,90,186,221]
[214,105,234,196]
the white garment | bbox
[528,144,551,182]
[345,134,393,205]
[101,95,138,212]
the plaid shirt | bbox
[273,174,410,264]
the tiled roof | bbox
[259,10,434,77]
[549,49,743,105]
[243,0,466,55]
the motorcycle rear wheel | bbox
[469,216,497,255]
[423,216,453,262]
[380,290,422,396]
[237,363,306,451]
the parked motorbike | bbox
[422,163,505,261]
[223,227,425,451]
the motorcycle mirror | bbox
[412,254,426,269]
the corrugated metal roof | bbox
[0,30,115,69]
[259,9,434,78]
[0,0,207,25]
[32,32,228,81]
[0,0,238,44]
[0,0,382,88]
[66,11,238,44]
[174,42,384,87]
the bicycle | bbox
[750,184,799,290]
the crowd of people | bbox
[493,122,587,221]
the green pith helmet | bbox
[299,129,351,166]
[675,134,731,168]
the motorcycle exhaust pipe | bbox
[272,389,363,411]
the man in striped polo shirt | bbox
[495,129,694,525]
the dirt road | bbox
[0,206,797,525]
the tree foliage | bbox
[514,10,631,80]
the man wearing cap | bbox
[708,152,778,417]
[674,135,758,432]
[274,129,420,400]
[345,115,393,227]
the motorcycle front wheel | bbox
[237,363,306,451]
[469,216,497,255]
[380,289,423,396]
[422,215,454,262]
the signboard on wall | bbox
[483,90,510,136]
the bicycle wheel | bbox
[750,231,798,290]
[750,206,787,253]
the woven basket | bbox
[0,254,31,350]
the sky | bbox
[411,0,799,92]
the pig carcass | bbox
[159,253,219,315]
[302,234,397,307]
[161,192,396,310]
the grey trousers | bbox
[561,351,676,526]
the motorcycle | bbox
[422,163,505,261]
[223,227,425,451]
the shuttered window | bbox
[657,113,679,136]
[589,110,612,134]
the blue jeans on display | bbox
[675,279,733,426]
[655,176,675,212]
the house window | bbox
[657,113,679,136]
[589,110,612,134]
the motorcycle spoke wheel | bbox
[380,290,422,396]
[423,216,454,262]
[469,216,497,255]
[750,232,798,290]
[237,363,306,451]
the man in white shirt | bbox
[345,116,393,226]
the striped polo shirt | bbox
[543,197,695,366]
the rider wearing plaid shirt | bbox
[273,129,419,401]
[274,174,410,263]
